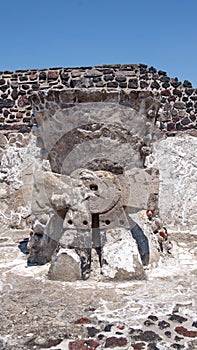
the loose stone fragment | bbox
[48,250,81,281]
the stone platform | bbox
[0,229,196,350]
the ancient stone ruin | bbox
[0,64,197,349]
[0,64,196,282]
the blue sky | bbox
[1,0,197,86]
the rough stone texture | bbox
[48,249,81,281]
[101,228,145,280]
[0,227,196,349]
[27,167,161,280]
[146,134,197,232]
[0,133,43,234]
[0,64,196,134]
[0,63,196,348]
[31,98,156,174]
[105,336,127,347]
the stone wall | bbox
[0,63,196,235]
[0,64,196,134]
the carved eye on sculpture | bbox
[68,219,73,225]
[105,219,111,225]
[83,220,88,225]
[89,184,98,191]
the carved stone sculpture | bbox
[27,165,170,281]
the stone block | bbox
[48,248,81,281]
[101,228,145,280]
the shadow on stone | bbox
[127,216,150,265]
[18,238,29,255]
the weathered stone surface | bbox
[48,71,58,80]
[146,134,197,232]
[69,339,100,350]
[0,223,196,349]
[181,116,190,125]
[29,165,161,279]
[175,326,197,338]
[158,320,170,329]
[0,133,8,148]
[0,182,10,200]
[84,69,102,78]
[147,343,159,350]
[128,78,138,88]
[151,81,160,89]
[183,80,192,88]
[104,324,113,332]
[133,330,162,341]
[34,101,155,175]
[168,314,188,323]
[0,98,14,108]
[0,63,196,136]
[123,168,159,210]
[101,228,145,280]
[174,101,185,109]
[48,248,81,281]
[105,336,127,347]
[75,317,91,324]
[11,88,18,100]
[0,66,197,350]
[18,95,29,107]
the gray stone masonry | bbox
[0,64,196,134]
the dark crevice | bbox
[126,215,150,265]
